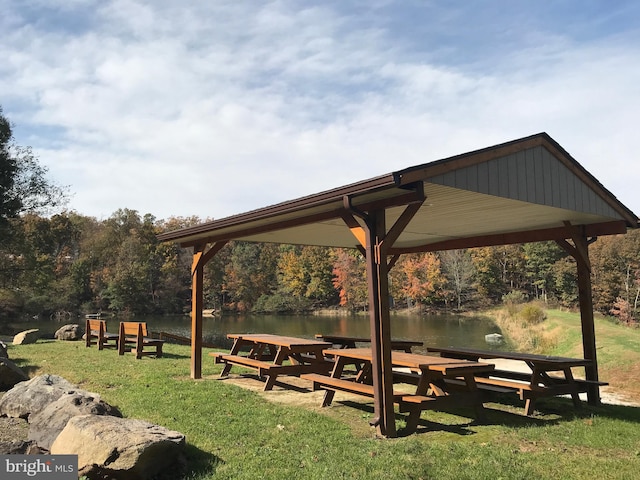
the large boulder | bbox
[13,329,40,345]
[0,374,77,419]
[0,340,8,358]
[0,357,28,390]
[29,390,122,451]
[51,414,186,480]
[54,324,81,341]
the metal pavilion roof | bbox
[158,132,638,250]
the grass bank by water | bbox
[5,309,640,479]
[489,306,640,403]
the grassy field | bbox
[493,306,640,403]
[5,309,640,479]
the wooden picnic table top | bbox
[227,333,332,349]
[426,346,592,367]
[315,334,423,349]
[324,348,494,375]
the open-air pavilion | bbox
[158,132,639,437]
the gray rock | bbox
[54,324,81,341]
[0,374,77,419]
[29,390,122,451]
[0,440,43,454]
[51,414,186,480]
[13,329,40,345]
[0,357,28,390]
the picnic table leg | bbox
[562,367,582,408]
[322,357,348,407]
[262,347,289,391]
[523,365,543,415]
[220,338,246,377]
[461,373,486,422]
[403,371,432,433]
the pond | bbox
[5,312,507,353]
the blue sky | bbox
[1,0,639,220]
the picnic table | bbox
[210,333,332,391]
[426,346,606,415]
[315,334,423,352]
[302,348,495,433]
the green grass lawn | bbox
[6,313,640,480]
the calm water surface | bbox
[7,312,506,353]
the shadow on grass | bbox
[181,443,223,480]
[462,392,640,428]
[334,393,639,438]
[4,357,41,377]
[157,352,191,360]
[337,400,480,437]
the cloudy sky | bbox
[2,1,639,221]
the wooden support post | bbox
[557,230,600,405]
[191,244,205,379]
[341,185,424,438]
[365,210,397,438]
[574,235,600,405]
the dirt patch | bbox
[206,373,372,409]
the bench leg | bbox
[263,374,277,391]
[322,389,336,407]
[403,409,421,433]
[524,397,535,416]
[220,363,233,377]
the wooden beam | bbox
[340,210,367,249]
[391,221,627,254]
[387,254,401,271]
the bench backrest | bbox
[120,321,149,337]
[86,319,107,334]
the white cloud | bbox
[1,0,639,221]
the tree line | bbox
[0,208,638,324]
[1,106,638,323]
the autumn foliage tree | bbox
[332,249,367,311]
[397,253,446,308]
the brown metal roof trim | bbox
[157,173,400,243]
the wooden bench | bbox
[118,322,164,359]
[302,373,405,404]
[302,373,455,429]
[467,374,606,415]
[210,352,287,377]
[85,319,119,350]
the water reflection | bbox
[7,312,505,352]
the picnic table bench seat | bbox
[210,352,295,378]
[303,372,474,428]
[118,322,164,359]
[302,373,406,402]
